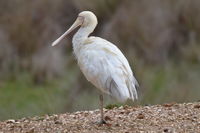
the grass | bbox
[138,61,200,105]
[0,73,64,120]
[0,66,79,121]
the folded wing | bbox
[77,37,139,102]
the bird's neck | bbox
[72,25,95,53]
[73,26,94,44]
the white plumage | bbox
[52,11,138,124]
[75,37,138,102]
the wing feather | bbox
[77,37,138,102]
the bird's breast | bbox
[76,47,105,88]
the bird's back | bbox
[74,37,138,102]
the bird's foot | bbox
[97,119,107,125]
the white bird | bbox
[52,11,139,124]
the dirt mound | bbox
[0,102,200,132]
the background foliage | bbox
[0,0,200,120]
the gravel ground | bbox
[0,102,200,133]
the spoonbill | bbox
[52,11,139,124]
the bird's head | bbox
[78,11,97,27]
[52,11,97,46]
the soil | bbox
[0,102,200,133]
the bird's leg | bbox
[99,94,106,124]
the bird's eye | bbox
[78,16,84,23]
[78,16,84,19]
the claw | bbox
[99,119,107,125]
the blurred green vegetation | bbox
[0,0,200,120]
[0,73,65,120]
[0,68,75,120]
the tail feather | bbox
[127,77,139,101]
[106,78,138,102]
[108,78,129,102]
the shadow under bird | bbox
[52,11,139,124]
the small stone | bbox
[119,106,123,109]
[194,104,200,108]
[119,111,125,114]
[163,103,174,107]
[55,120,62,124]
[104,116,112,121]
[123,105,129,109]
[163,128,169,132]
[27,128,34,133]
[105,123,112,127]
[6,120,15,123]
[115,123,120,126]
[125,110,131,115]
[137,113,145,119]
